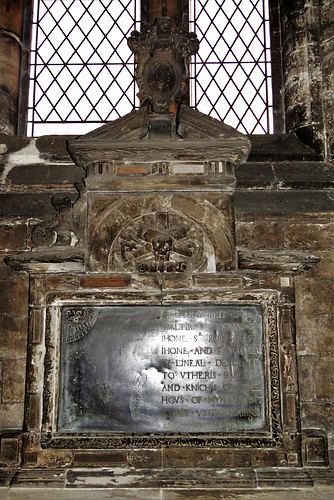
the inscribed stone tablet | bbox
[58,305,266,433]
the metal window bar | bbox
[189,0,274,134]
[27,0,140,137]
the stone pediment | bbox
[68,104,251,168]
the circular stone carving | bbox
[109,212,215,273]
[31,222,57,247]
[148,61,176,96]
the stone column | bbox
[280,0,325,155]
[320,0,334,161]
[0,0,24,134]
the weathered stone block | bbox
[0,223,27,251]
[250,450,288,467]
[234,191,334,217]
[27,393,40,431]
[128,450,162,469]
[235,162,274,188]
[0,37,20,102]
[297,355,315,401]
[282,222,334,250]
[304,435,329,466]
[236,221,282,249]
[301,402,334,438]
[73,451,127,467]
[0,192,77,218]
[7,164,83,187]
[172,195,205,220]
[12,468,66,488]
[256,468,313,489]
[314,280,334,313]
[296,314,334,356]
[0,403,24,431]
[159,490,223,499]
[273,162,334,189]
[0,314,28,357]
[0,436,21,466]
[2,358,26,403]
[315,358,334,400]
[36,135,77,161]
[163,448,251,468]
[0,0,24,37]
[295,277,316,315]
[280,307,294,342]
[0,278,28,316]
[283,392,297,431]
[306,250,334,279]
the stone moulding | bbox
[30,289,283,452]
[5,250,319,276]
[2,254,319,467]
[238,251,321,273]
[68,105,251,174]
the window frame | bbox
[18,0,284,136]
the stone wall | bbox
[0,0,24,134]
[0,0,333,471]
[280,0,334,161]
[235,189,334,459]
[0,134,333,467]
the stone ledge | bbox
[0,132,331,191]
[236,161,334,189]
[2,486,334,500]
[234,191,334,217]
[0,190,333,219]
[3,467,334,491]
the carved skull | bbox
[152,235,173,261]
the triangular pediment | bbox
[68,104,251,168]
[177,106,249,141]
[72,107,147,143]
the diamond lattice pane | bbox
[189,0,273,134]
[27,0,140,136]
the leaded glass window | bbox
[27,0,140,136]
[25,0,275,136]
[189,0,273,134]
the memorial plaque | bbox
[58,305,266,433]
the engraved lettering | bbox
[193,346,212,355]
[180,370,216,380]
[60,304,266,434]
[162,384,180,391]
[175,359,206,367]
[162,396,185,404]
[161,347,189,354]
[161,334,187,342]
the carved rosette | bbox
[109,212,215,273]
[63,307,98,343]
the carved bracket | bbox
[30,181,86,249]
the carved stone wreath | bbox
[109,212,215,273]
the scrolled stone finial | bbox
[128,17,199,112]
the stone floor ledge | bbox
[0,466,334,499]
